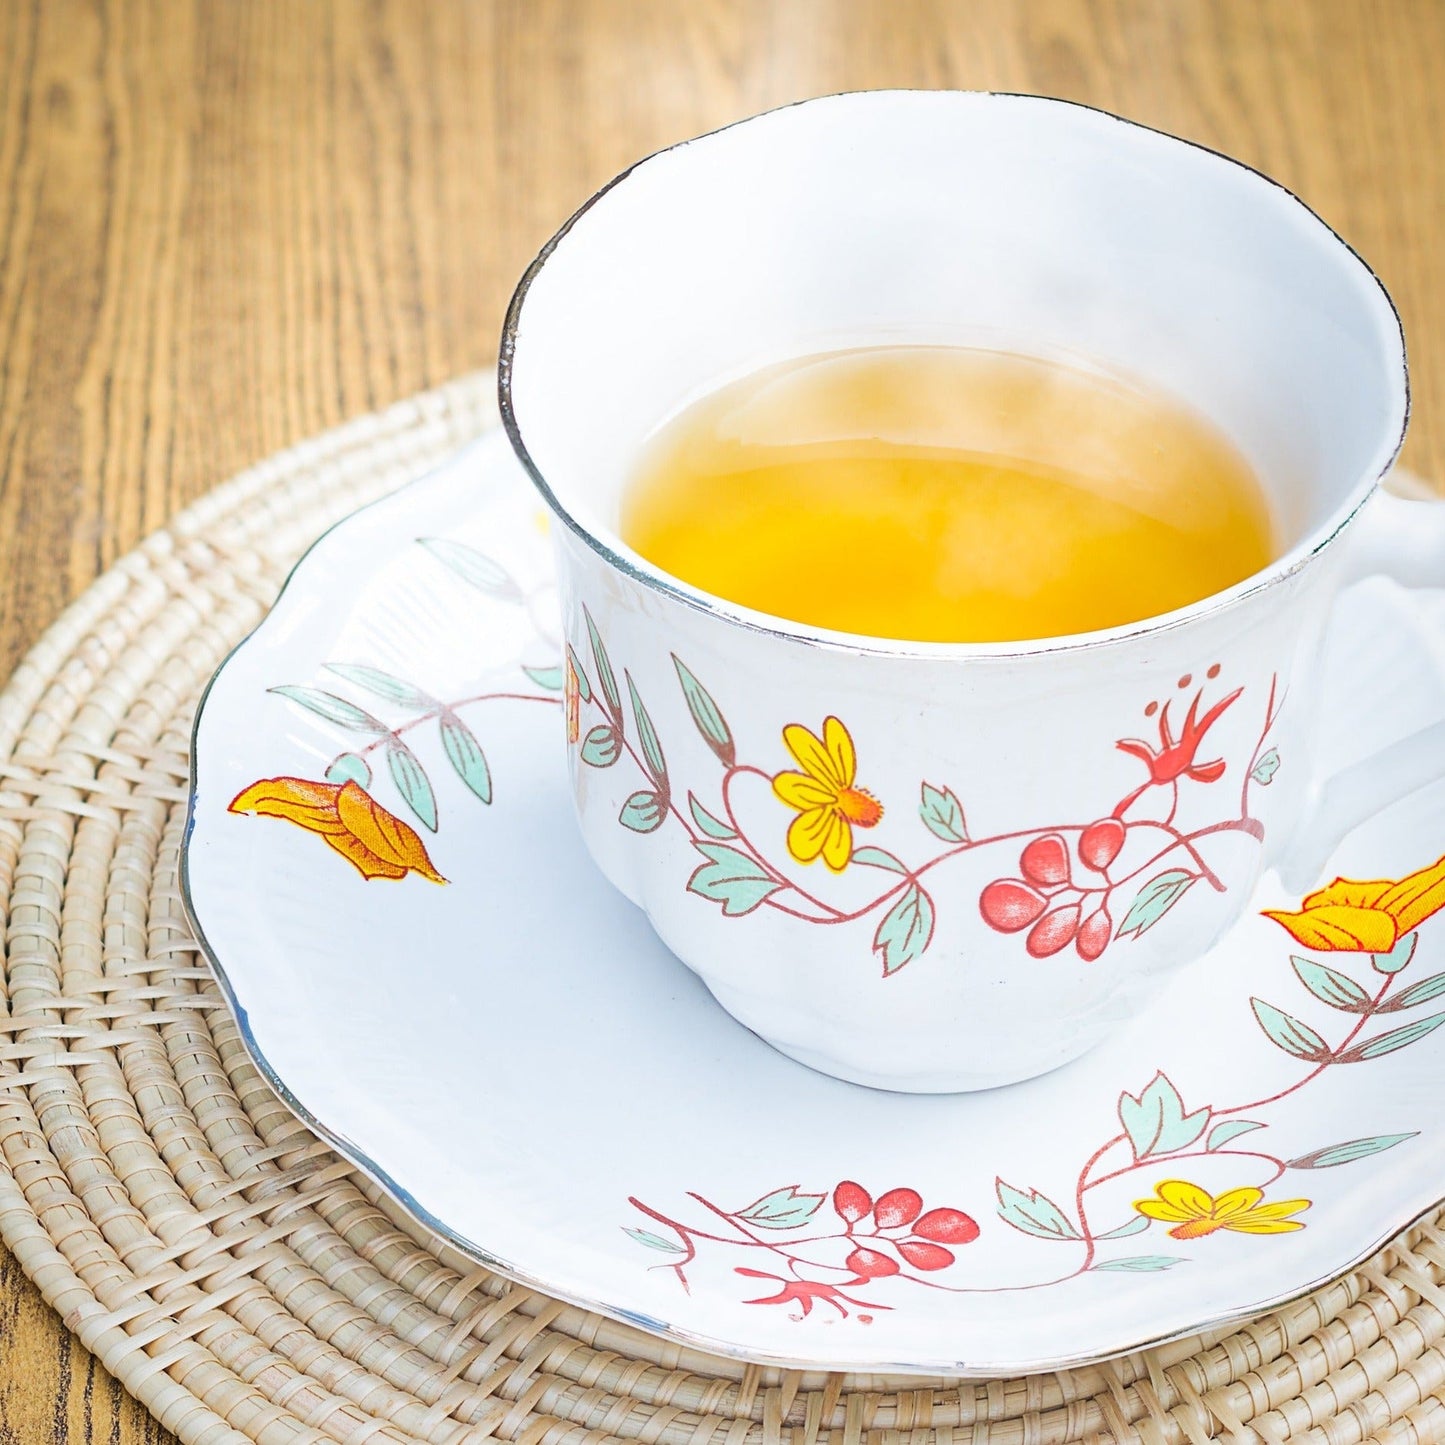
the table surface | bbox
[1,1,1443,1439]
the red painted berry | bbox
[913,1207,981,1244]
[845,1246,900,1279]
[1078,817,1126,871]
[1076,908,1112,962]
[1026,904,1082,958]
[979,879,1048,932]
[873,1187,924,1229]
[1020,833,1071,887]
[833,1180,873,1224]
[897,1239,956,1271]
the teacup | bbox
[500,91,1444,1092]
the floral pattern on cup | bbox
[570,607,1282,975]
[624,854,1445,1320]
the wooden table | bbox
[0,2,1441,1439]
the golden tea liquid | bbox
[620,346,1277,643]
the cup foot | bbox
[699,976,1093,1094]
[756,1030,1083,1094]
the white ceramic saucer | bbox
[185,425,1445,1376]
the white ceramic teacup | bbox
[500,91,1444,1092]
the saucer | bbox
[185,426,1445,1376]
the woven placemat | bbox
[2,372,1444,1445]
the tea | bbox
[620,346,1277,643]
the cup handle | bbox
[1276,485,1445,892]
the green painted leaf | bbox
[1336,1011,1445,1062]
[1291,955,1371,1012]
[623,1227,685,1254]
[687,793,736,840]
[851,846,908,873]
[626,672,668,787]
[1374,933,1419,975]
[919,782,967,843]
[1096,1215,1150,1240]
[1118,1072,1210,1160]
[523,664,565,691]
[873,884,934,975]
[580,724,621,768]
[1207,1119,1265,1151]
[439,712,492,803]
[620,790,668,833]
[736,1185,826,1229]
[1092,1256,1184,1272]
[325,752,372,787]
[386,739,438,831]
[1251,747,1280,785]
[1380,970,1445,1012]
[1117,869,1197,939]
[687,842,784,917]
[995,1181,1080,1240]
[566,645,592,702]
[324,663,436,709]
[269,685,389,735]
[1250,998,1331,1061]
[584,607,621,717]
[672,656,735,768]
[1287,1133,1418,1169]
[420,538,523,601]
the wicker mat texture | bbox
[1,372,1444,1445]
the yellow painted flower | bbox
[1263,852,1445,952]
[230,776,447,884]
[1134,1180,1310,1239]
[772,716,883,872]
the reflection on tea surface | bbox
[622,346,1277,643]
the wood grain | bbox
[0,1,1441,1438]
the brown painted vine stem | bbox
[1242,675,1285,818]
[1219,969,1396,1117]
[343,689,561,763]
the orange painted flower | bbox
[1134,1180,1310,1239]
[772,717,882,872]
[1263,852,1445,952]
[229,777,447,884]
[564,656,581,744]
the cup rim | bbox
[498,88,1411,661]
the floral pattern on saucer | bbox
[230,534,563,870]
[625,853,1445,1319]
